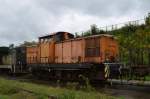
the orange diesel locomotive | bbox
[27,32,119,81]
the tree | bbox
[90,24,99,35]
[9,44,14,49]
[83,30,91,37]
[75,32,80,38]
[20,41,37,47]
[145,13,150,25]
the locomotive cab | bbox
[38,32,74,64]
[39,32,74,43]
[53,32,74,42]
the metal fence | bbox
[98,18,146,32]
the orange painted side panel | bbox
[39,41,55,63]
[100,37,119,62]
[62,42,72,63]
[55,39,84,63]
[84,57,101,63]
[49,41,55,62]
[100,37,107,62]
[84,37,101,63]
[37,44,40,63]
[55,43,63,63]
[40,43,49,63]
[71,39,84,63]
[26,46,38,64]
[108,38,119,61]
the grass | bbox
[0,77,116,99]
[145,76,150,81]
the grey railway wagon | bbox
[0,46,28,73]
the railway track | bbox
[1,73,150,88]
[1,74,150,99]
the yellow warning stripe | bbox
[104,64,110,78]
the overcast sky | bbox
[0,0,149,46]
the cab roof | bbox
[39,31,74,39]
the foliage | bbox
[145,76,150,81]
[0,47,9,56]
[115,24,150,65]
[83,24,106,36]
[145,13,150,25]
[20,41,37,47]
[91,24,99,35]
